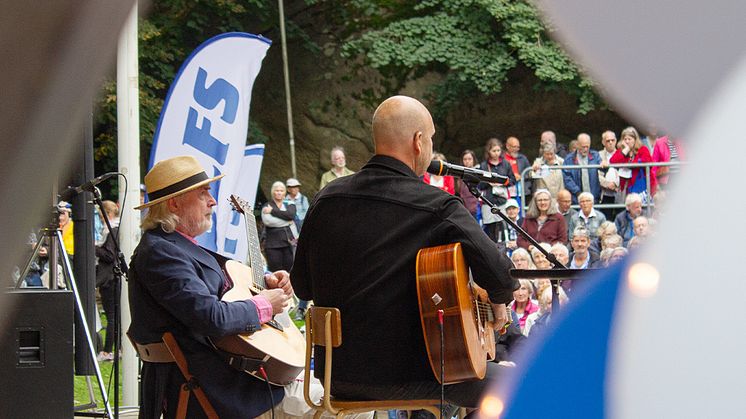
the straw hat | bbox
[135,155,224,210]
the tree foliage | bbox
[339,0,601,116]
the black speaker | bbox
[1,289,74,418]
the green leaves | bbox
[342,0,601,114]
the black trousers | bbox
[265,246,294,272]
[331,362,507,409]
[99,283,117,353]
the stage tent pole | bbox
[117,1,140,408]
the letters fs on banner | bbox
[148,32,271,261]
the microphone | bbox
[427,160,508,184]
[59,172,118,200]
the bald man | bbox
[291,96,516,409]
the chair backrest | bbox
[309,306,342,348]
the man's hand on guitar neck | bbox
[265,270,293,296]
[488,303,510,335]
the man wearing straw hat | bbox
[128,155,292,418]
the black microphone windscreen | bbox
[427,160,445,176]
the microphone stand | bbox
[463,179,568,313]
[92,187,128,419]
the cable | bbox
[438,309,445,419]
[259,366,275,419]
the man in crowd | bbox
[568,192,606,241]
[127,155,293,418]
[540,130,568,158]
[633,215,651,240]
[597,130,620,219]
[292,95,515,410]
[285,177,309,230]
[569,226,599,269]
[498,198,522,255]
[504,136,532,204]
[557,189,577,240]
[320,146,355,189]
[615,192,644,246]
[562,133,602,204]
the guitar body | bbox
[214,260,306,385]
[416,242,496,384]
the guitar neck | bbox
[244,208,266,289]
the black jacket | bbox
[128,227,282,418]
[291,155,516,385]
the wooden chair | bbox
[303,306,441,418]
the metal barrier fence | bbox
[518,160,684,217]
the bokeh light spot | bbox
[627,262,660,298]
[480,395,504,417]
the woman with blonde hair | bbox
[261,181,297,272]
[610,126,657,199]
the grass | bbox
[73,308,307,410]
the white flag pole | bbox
[116,1,140,408]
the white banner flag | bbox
[148,32,270,260]
[221,144,265,261]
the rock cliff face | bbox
[250,32,627,200]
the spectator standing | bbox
[652,135,686,191]
[285,178,309,231]
[95,200,119,362]
[530,142,564,198]
[598,130,620,219]
[58,201,74,259]
[614,193,643,246]
[261,181,297,272]
[320,146,355,189]
[568,192,607,241]
[504,136,532,206]
[456,149,481,221]
[540,130,568,158]
[610,126,657,200]
[497,199,522,254]
[562,133,602,204]
[517,189,567,249]
[478,138,517,242]
[422,152,455,194]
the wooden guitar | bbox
[213,195,306,386]
[416,242,497,384]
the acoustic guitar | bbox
[213,195,306,386]
[416,242,497,384]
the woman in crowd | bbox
[261,181,297,272]
[511,247,536,271]
[478,138,517,242]
[524,283,569,337]
[652,135,685,191]
[517,189,567,249]
[510,279,540,333]
[530,142,564,198]
[456,149,481,220]
[594,220,618,252]
[423,151,455,194]
[610,126,657,200]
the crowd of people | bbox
[276,127,683,342]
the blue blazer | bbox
[562,150,602,203]
[128,227,283,418]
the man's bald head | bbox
[372,95,435,175]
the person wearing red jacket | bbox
[610,126,657,198]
